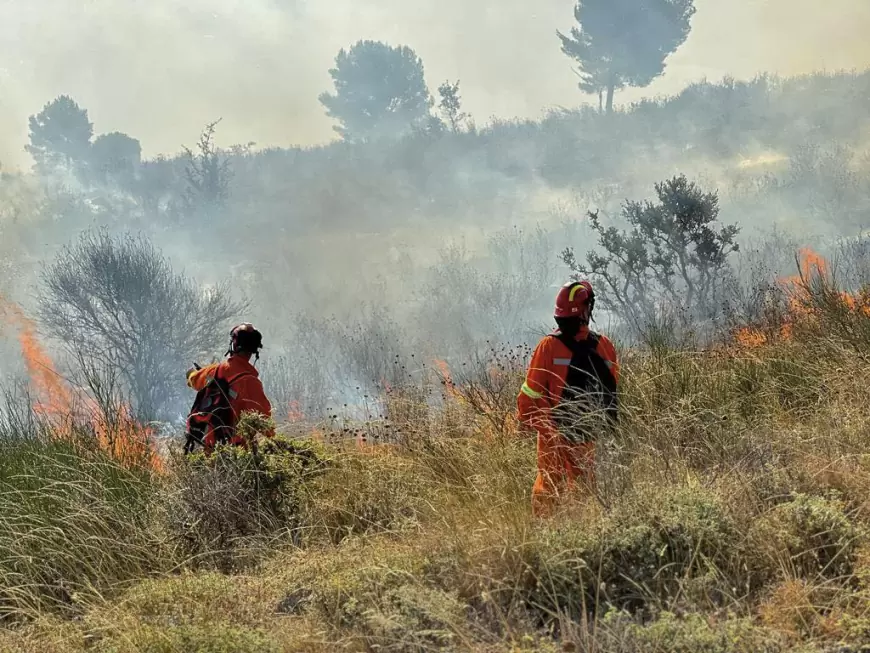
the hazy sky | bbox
[1,0,869,168]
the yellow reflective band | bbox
[568,283,584,302]
[521,382,544,400]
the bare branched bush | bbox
[320,309,414,395]
[182,119,232,214]
[448,343,530,438]
[419,232,557,358]
[259,351,332,422]
[38,229,242,420]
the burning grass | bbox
[0,298,163,473]
[733,247,870,351]
[5,260,870,650]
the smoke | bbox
[2,0,870,168]
[1,0,870,422]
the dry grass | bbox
[4,271,870,651]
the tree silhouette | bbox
[319,41,433,142]
[26,95,93,176]
[438,80,468,133]
[90,132,141,185]
[559,0,696,113]
[182,120,232,213]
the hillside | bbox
[2,253,870,652]
[3,72,870,417]
[2,70,870,651]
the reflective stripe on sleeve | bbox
[521,382,544,400]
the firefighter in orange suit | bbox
[517,281,620,516]
[185,323,273,455]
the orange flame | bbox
[3,301,76,423]
[433,359,451,383]
[287,400,305,423]
[1,298,163,472]
[734,248,870,349]
[433,358,460,398]
[734,327,768,349]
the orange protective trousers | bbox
[517,327,619,517]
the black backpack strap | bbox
[551,330,601,355]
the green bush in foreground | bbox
[0,434,165,620]
[165,428,329,571]
[92,623,281,653]
[595,610,785,653]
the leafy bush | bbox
[92,624,281,653]
[596,610,784,653]
[562,175,740,338]
[165,422,328,570]
[749,494,863,581]
[0,433,165,619]
[299,447,427,544]
[521,485,746,621]
[276,540,466,652]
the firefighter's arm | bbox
[596,336,620,385]
[187,363,219,391]
[235,375,273,419]
[596,335,620,424]
[517,339,556,435]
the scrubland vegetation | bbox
[2,20,870,648]
[3,252,870,651]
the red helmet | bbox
[554,281,595,318]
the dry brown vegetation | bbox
[3,260,870,652]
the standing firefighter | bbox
[184,323,273,455]
[518,281,620,517]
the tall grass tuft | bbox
[0,425,167,621]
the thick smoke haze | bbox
[1,0,870,424]
[1,0,869,168]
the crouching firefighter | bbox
[184,323,273,455]
[517,281,620,517]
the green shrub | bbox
[92,624,281,653]
[522,485,746,622]
[596,610,785,653]
[749,493,863,580]
[115,573,278,628]
[300,448,426,544]
[276,540,467,652]
[166,432,328,570]
[0,434,164,620]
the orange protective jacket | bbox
[518,327,620,513]
[187,356,273,448]
[518,327,619,432]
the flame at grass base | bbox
[733,247,870,350]
[1,298,164,473]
